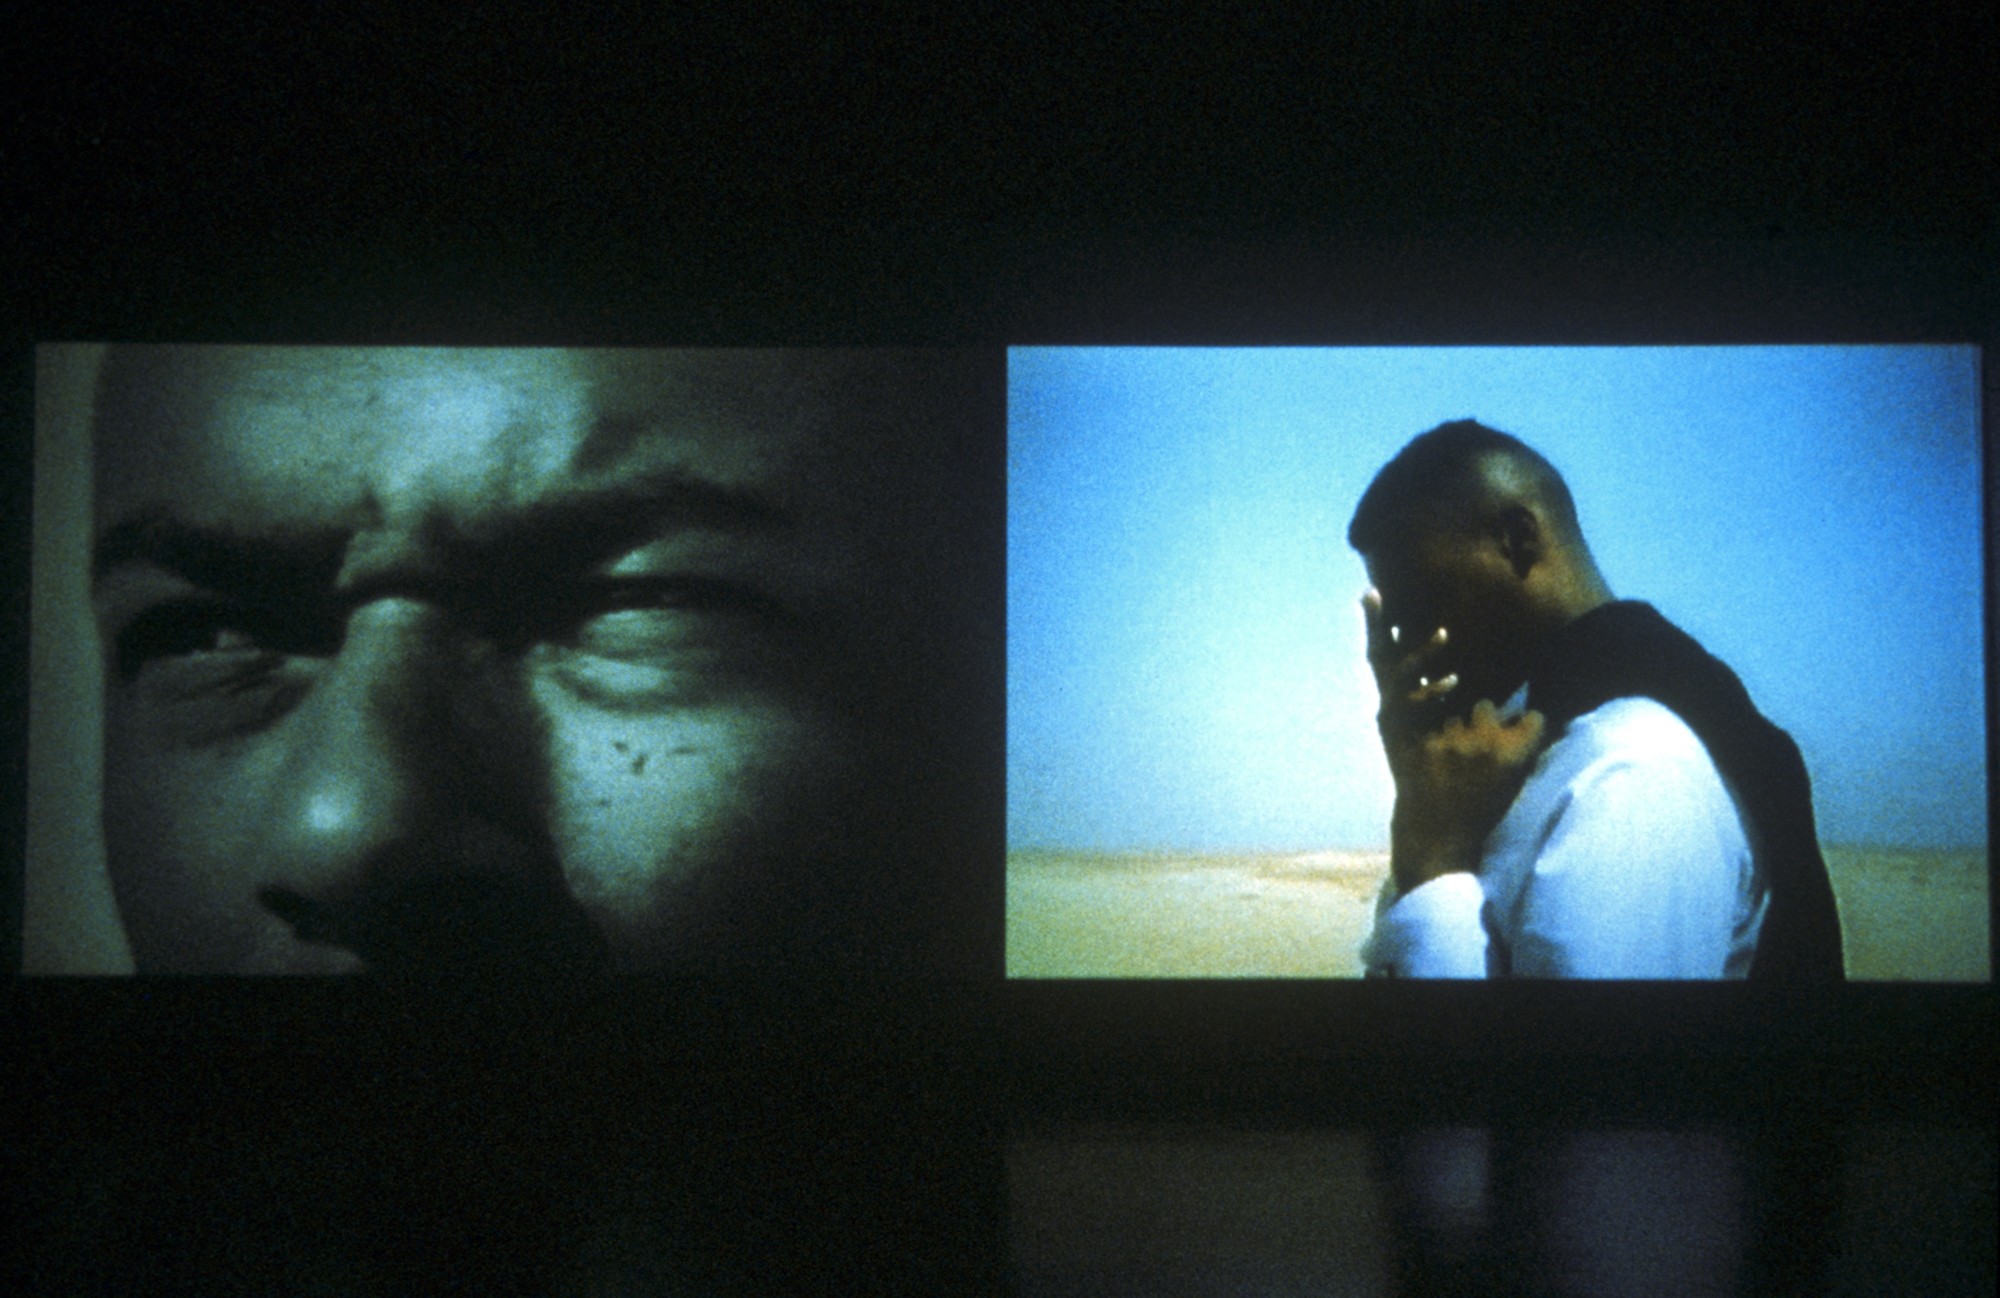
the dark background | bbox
[7,5,1995,1292]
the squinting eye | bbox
[113,600,337,680]
[533,577,785,710]
[114,603,257,679]
[571,577,773,630]
[563,579,775,656]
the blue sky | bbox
[1008,346,1985,852]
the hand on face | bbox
[1362,586,1461,774]
[1363,588,1548,892]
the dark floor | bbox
[12,982,1994,1296]
[1010,1120,1996,1298]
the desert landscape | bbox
[1007,846,1990,980]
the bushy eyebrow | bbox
[453,468,790,579]
[92,470,792,604]
[92,514,350,597]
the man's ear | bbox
[1492,505,1543,580]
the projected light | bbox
[1007,346,1987,980]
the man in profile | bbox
[1349,419,1842,979]
[88,346,1000,978]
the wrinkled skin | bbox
[95,347,988,978]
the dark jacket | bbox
[1526,601,1845,982]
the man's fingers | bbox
[1422,702,1549,759]
[1485,707,1548,763]
[1361,589,1393,668]
[1394,627,1451,700]
[1407,671,1458,704]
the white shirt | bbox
[1362,696,1767,979]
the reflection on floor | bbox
[1009,1122,1998,1297]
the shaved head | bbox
[1348,419,1585,556]
[1350,419,1613,713]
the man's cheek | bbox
[101,744,262,971]
[540,702,852,915]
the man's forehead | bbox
[1364,517,1464,573]
[92,347,900,528]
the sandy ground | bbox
[1007,846,1990,980]
[1007,849,1392,978]
[1823,847,1990,982]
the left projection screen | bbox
[28,344,1005,978]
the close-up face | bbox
[92,346,993,977]
[1361,519,1534,714]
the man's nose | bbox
[249,600,607,980]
